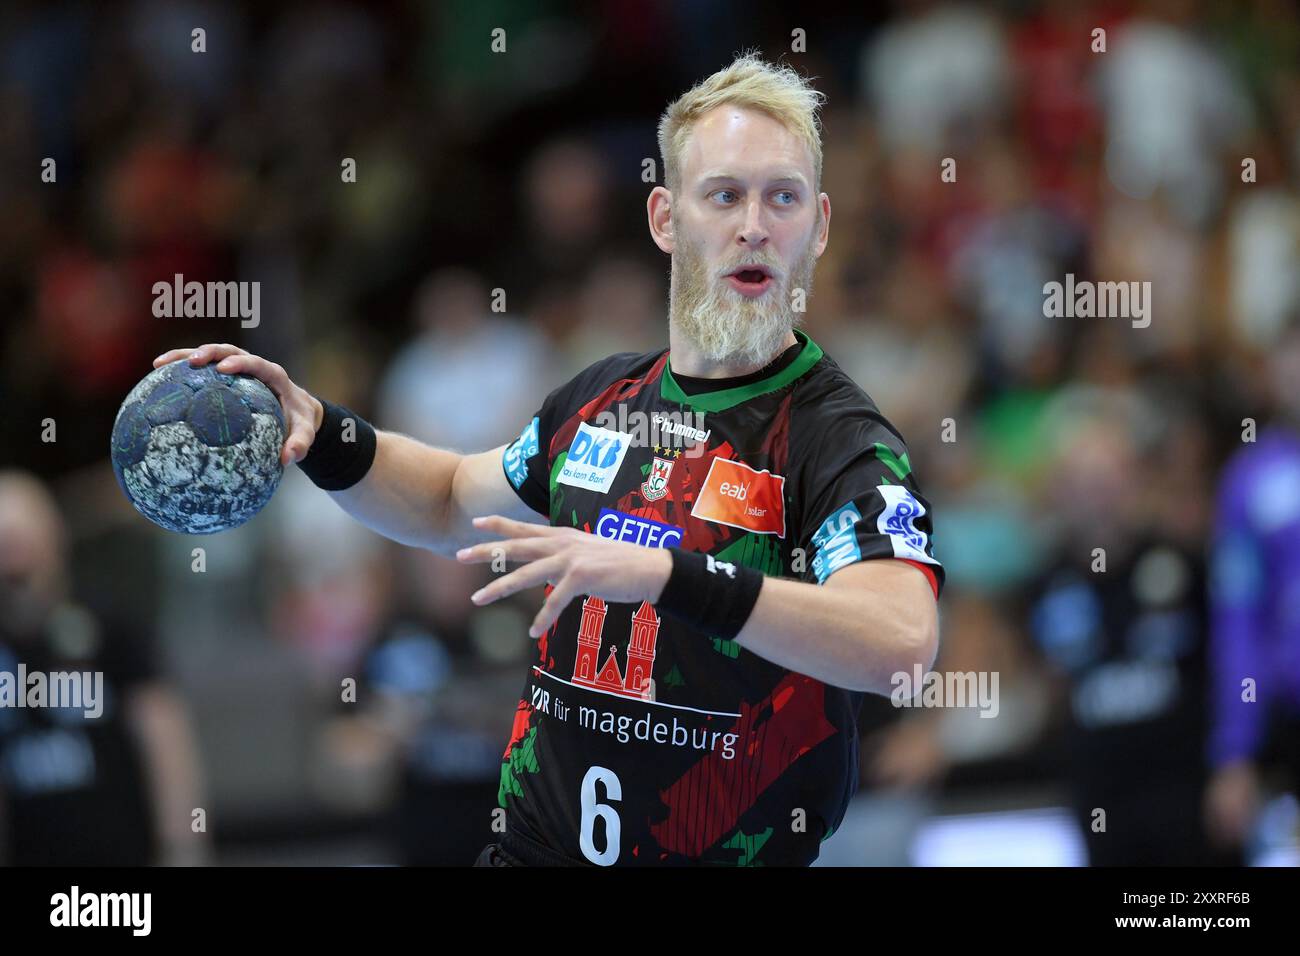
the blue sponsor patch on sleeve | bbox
[876,485,935,564]
[811,501,863,584]
[503,416,540,490]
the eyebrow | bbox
[697,172,809,189]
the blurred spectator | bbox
[1096,1,1253,225]
[860,2,1010,156]
[377,267,554,450]
[559,251,665,379]
[492,136,617,329]
[1024,392,1233,865]
[0,470,209,865]
[1205,323,1300,855]
[1225,187,1300,349]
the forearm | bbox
[326,430,466,554]
[732,570,938,695]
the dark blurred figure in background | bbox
[314,609,524,866]
[0,470,209,865]
[1025,390,1236,865]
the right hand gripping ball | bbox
[110,359,286,534]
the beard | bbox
[668,222,818,370]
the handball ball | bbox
[110,359,286,534]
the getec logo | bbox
[595,508,683,548]
[558,422,632,493]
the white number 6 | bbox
[579,765,621,866]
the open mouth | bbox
[725,265,775,297]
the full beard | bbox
[668,228,817,370]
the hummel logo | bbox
[705,554,737,578]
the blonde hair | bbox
[657,52,826,195]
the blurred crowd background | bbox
[3,0,1300,865]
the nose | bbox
[737,199,769,249]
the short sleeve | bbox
[501,352,658,519]
[797,417,944,598]
[502,412,547,516]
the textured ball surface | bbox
[111,359,286,534]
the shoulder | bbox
[790,351,912,461]
[569,349,667,393]
[530,349,668,458]
[547,349,667,410]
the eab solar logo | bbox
[558,422,632,493]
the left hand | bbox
[455,515,673,638]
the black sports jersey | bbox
[497,330,943,865]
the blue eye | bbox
[773,190,796,205]
[712,189,737,204]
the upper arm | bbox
[822,556,938,604]
[451,443,544,531]
[824,559,940,665]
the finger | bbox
[470,554,567,606]
[213,352,287,389]
[184,343,249,367]
[455,537,566,565]
[215,354,297,411]
[282,418,317,466]
[152,347,197,368]
[529,576,579,638]
[202,353,304,463]
[471,514,573,538]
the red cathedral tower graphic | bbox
[572,596,661,701]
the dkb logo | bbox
[558,422,633,494]
[570,429,623,469]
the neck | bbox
[667,326,799,378]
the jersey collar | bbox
[660,330,824,412]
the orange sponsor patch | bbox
[690,458,786,536]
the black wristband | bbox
[297,397,377,491]
[655,549,764,640]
